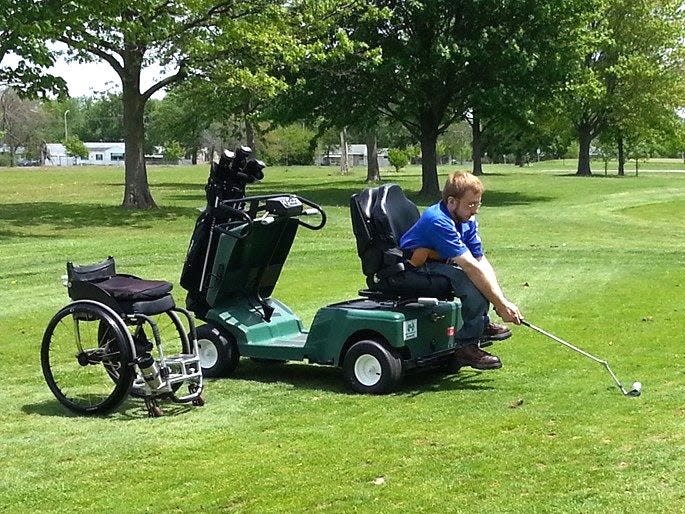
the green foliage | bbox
[560,0,685,174]
[63,136,88,159]
[163,141,184,163]
[0,0,67,97]
[387,147,410,172]
[261,124,316,165]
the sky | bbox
[47,56,168,98]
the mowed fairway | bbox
[0,161,683,512]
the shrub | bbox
[387,148,410,172]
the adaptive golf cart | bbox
[182,151,467,393]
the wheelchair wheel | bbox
[41,302,135,415]
[128,311,191,397]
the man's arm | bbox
[450,252,523,324]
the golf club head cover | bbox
[244,159,265,181]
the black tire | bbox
[127,310,190,397]
[195,324,239,378]
[41,302,135,415]
[343,339,402,394]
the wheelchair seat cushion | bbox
[96,275,173,301]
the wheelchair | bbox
[41,257,204,416]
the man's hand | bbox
[495,299,523,325]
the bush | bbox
[64,137,89,159]
[387,148,410,172]
[261,124,316,165]
[163,141,185,163]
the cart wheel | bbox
[343,339,402,394]
[41,302,135,415]
[196,324,239,378]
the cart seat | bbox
[66,257,175,316]
[350,184,453,300]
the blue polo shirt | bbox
[400,201,483,260]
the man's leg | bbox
[423,262,501,370]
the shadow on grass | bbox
[161,179,556,210]
[0,202,200,235]
[22,397,193,419]
[230,360,495,395]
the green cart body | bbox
[189,191,463,393]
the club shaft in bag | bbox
[521,320,641,396]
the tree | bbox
[562,0,685,176]
[64,136,89,159]
[283,0,593,196]
[261,123,316,165]
[0,1,66,97]
[44,0,286,208]
[148,88,210,164]
[0,88,48,165]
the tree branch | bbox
[58,36,125,79]
[141,62,186,101]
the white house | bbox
[44,142,126,166]
[316,144,390,168]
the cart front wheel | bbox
[344,339,402,394]
[196,324,239,378]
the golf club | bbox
[521,320,642,397]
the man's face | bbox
[446,190,482,223]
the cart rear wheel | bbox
[196,324,239,378]
[343,339,402,394]
[41,303,135,415]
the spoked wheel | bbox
[127,311,190,397]
[196,324,239,378]
[343,339,402,394]
[41,302,135,415]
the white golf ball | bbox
[632,381,642,391]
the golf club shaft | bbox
[521,320,627,393]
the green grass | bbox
[1,161,684,513]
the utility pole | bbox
[63,110,70,141]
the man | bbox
[400,171,523,370]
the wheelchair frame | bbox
[41,261,205,417]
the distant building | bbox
[44,142,126,166]
[316,144,390,167]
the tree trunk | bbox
[576,124,593,176]
[339,127,349,175]
[121,57,156,209]
[418,120,440,197]
[245,116,256,155]
[515,151,524,167]
[617,135,625,176]
[191,147,198,165]
[365,132,380,182]
[471,116,483,176]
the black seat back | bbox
[350,184,453,300]
[350,184,418,280]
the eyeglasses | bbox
[464,201,482,209]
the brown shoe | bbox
[453,343,502,370]
[482,322,512,342]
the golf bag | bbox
[180,146,265,317]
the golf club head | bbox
[625,381,642,397]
